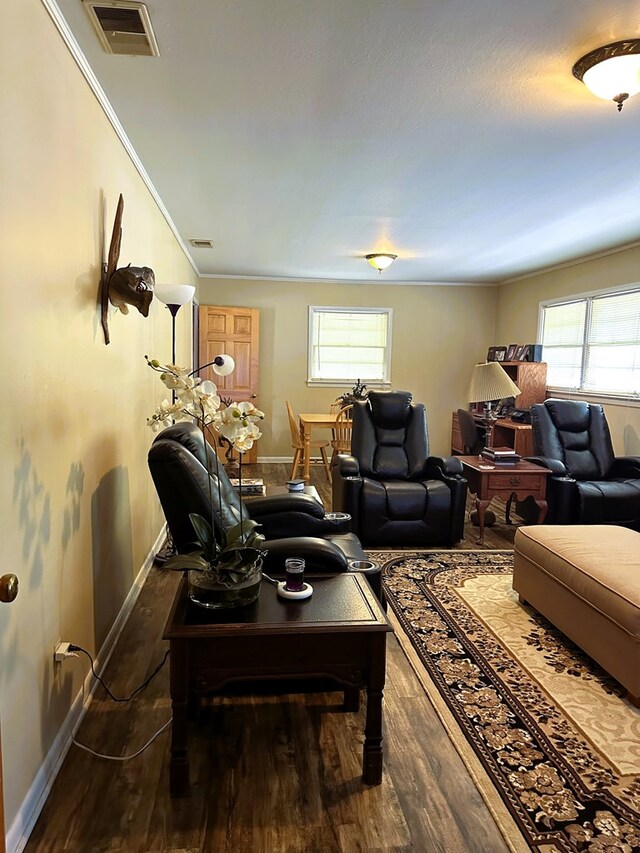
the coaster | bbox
[276,581,313,600]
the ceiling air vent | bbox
[189,239,215,249]
[83,1,159,57]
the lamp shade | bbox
[211,354,235,376]
[154,284,196,306]
[468,362,521,403]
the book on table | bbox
[230,478,265,495]
[483,446,520,457]
[481,449,520,464]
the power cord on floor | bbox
[69,644,170,702]
[68,644,172,761]
[73,718,172,761]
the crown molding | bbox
[40,0,200,277]
[502,238,640,285]
[198,272,498,286]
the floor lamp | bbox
[154,284,196,400]
[153,284,196,563]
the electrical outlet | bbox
[54,641,74,663]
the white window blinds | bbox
[540,286,640,397]
[308,307,392,384]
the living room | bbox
[3,1,640,851]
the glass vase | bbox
[188,560,262,610]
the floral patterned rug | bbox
[372,550,640,853]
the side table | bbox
[458,456,551,545]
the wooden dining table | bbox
[298,412,338,481]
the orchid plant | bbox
[146,356,266,584]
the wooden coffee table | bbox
[164,573,392,796]
[458,456,551,545]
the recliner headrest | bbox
[544,399,591,432]
[368,390,413,429]
[152,421,208,467]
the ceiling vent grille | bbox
[190,239,215,249]
[83,1,159,56]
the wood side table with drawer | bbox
[458,456,551,544]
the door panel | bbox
[198,306,260,464]
[1,722,5,853]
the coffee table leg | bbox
[363,636,386,785]
[534,499,548,524]
[344,685,360,712]
[169,639,190,797]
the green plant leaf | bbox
[164,553,210,572]
[226,519,261,545]
[189,513,215,556]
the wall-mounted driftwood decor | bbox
[100,194,155,344]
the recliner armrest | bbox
[426,455,463,477]
[249,492,325,519]
[334,454,361,478]
[260,537,349,573]
[609,456,640,478]
[525,456,568,477]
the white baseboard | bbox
[6,525,167,853]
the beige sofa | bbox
[513,525,640,705]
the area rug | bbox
[371,550,640,853]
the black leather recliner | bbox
[148,423,378,589]
[525,398,640,528]
[332,391,467,546]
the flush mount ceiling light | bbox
[365,253,397,273]
[572,39,640,111]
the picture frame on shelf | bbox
[515,344,530,361]
[506,344,518,361]
[487,346,497,361]
[494,346,507,362]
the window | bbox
[540,286,640,398]
[308,306,392,386]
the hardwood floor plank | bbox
[25,462,518,853]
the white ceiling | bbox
[54,0,640,283]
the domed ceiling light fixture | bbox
[572,39,640,111]
[365,253,398,273]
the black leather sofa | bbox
[332,390,467,546]
[148,422,383,599]
[525,398,640,528]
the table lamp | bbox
[468,362,521,446]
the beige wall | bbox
[495,247,640,455]
[0,0,196,839]
[197,279,498,457]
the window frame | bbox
[307,305,393,388]
[538,282,640,406]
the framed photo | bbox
[494,346,507,362]
[486,346,496,361]
[506,344,518,361]
[515,344,530,361]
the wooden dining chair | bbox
[285,401,332,482]
[330,403,353,463]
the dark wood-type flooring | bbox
[26,464,518,853]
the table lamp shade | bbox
[468,361,521,403]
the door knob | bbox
[0,574,19,603]
[251,393,258,399]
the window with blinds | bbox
[540,286,640,397]
[308,306,392,385]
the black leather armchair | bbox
[525,399,640,528]
[332,391,467,546]
[148,422,373,580]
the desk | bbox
[164,573,392,796]
[299,412,338,481]
[451,412,534,457]
[458,455,550,545]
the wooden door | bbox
[198,305,260,464]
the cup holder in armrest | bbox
[348,559,379,576]
[325,511,351,522]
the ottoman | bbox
[513,525,640,705]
